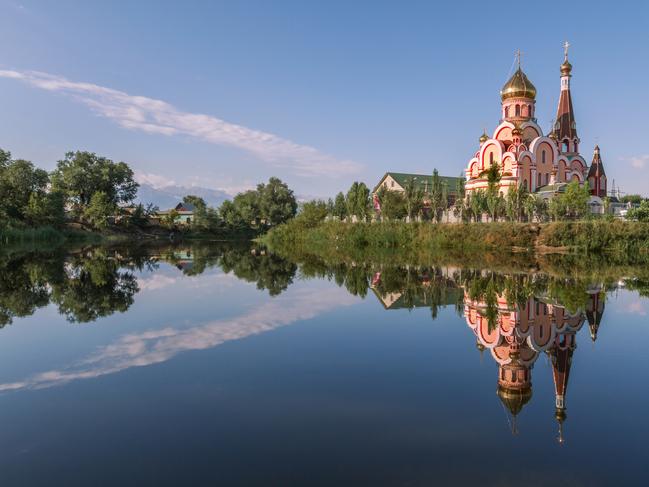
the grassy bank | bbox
[263,220,649,263]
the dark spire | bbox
[553,42,578,145]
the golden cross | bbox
[563,41,570,60]
[515,49,522,68]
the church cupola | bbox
[587,145,607,198]
[553,42,580,154]
[501,51,537,122]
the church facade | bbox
[465,45,607,206]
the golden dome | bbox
[479,132,489,144]
[501,68,537,101]
[560,60,572,76]
[497,385,533,416]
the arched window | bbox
[505,106,509,118]
[563,141,569,152]
[528,105,533,117]
[515,105,521,117]
[537,173,541,187]
[545,173,549,185]
[523,178,528,190]
[489,152,494,165]
[541,151,546,164]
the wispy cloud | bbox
[0,287,359,392]
[0,69,363,177]
[134,170,177,189]
[623,154,649,169]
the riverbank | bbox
[262,220,649,263]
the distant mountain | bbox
[135,183,230,209]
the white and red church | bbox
[465,44,607,206]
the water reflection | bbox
[0,243,638,440]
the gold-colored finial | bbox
[515,49,522,68]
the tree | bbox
[296,200,328,228]
[549,181,590,221]
[233,190,261,226]
[468,190,486,222]
[0,158,50,222]
[482,164,503,222]
[84,191,114,229]
[162,209,179,229]
[257,177,297,226]
[219,200,244,228]
[345,182,370,221]
[453,174,467,222]
[627,201,649,222]
[377,187,406,220]
[430,169,448,222]
[403,177,424,221]
[51,151,138,215]
[505,183,528,222]
[333,192,347,220]
[620,194,644,205]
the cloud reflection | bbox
[0,287,358,392]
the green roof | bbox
[535,183,568,194]
[375,172,463,194]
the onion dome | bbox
[501,68,537,101]
[561,60,573,76]
[497,385,533,416]
[479,132,489,144]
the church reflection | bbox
[464,283,605,442]
[370,266,608,442]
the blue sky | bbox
[0,0,647,198]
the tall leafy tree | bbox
[430,170,448,222]
[333,192,347,220]
[233,190,261,226]
[257,177,297,226]
[51,151,138,215]
[403,178,424,221]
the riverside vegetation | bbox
[3,144,649,262]
[0,146,298,246]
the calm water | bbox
[0,244,648,486]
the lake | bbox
[0,243,648,486]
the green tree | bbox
[377,187,406,220]
[296,200,329,228]
[620,194,644,205]
[345,182,370,221]
[233,190,261,226]
[51,151,138,216]
[453,174,467,222]
[0,158,50,222]
[430,169,448,222]
[162,209,179,229]
[219,200,244,228]
[84,191,114,229]
[627,201,649,222]
[333,192,347,220]
[403,177,424,221]
[257,177,297,226]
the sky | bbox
[0,0,647,198]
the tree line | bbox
[0,146,299,234]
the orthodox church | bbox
[465,44,607,207]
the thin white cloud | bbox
[134,170,177,189]
[629,158,649,169]
[0,287,359,392]
[0,69,363,177]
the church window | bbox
[515,105,521,117]
[537,173,541,187]
[545,173,549,185]
[542,151,546,164]
[489,153,493,165]
[600,176,606,188]
[589,178,595,189]
[563,141,569,152]
[505,106,509,118]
